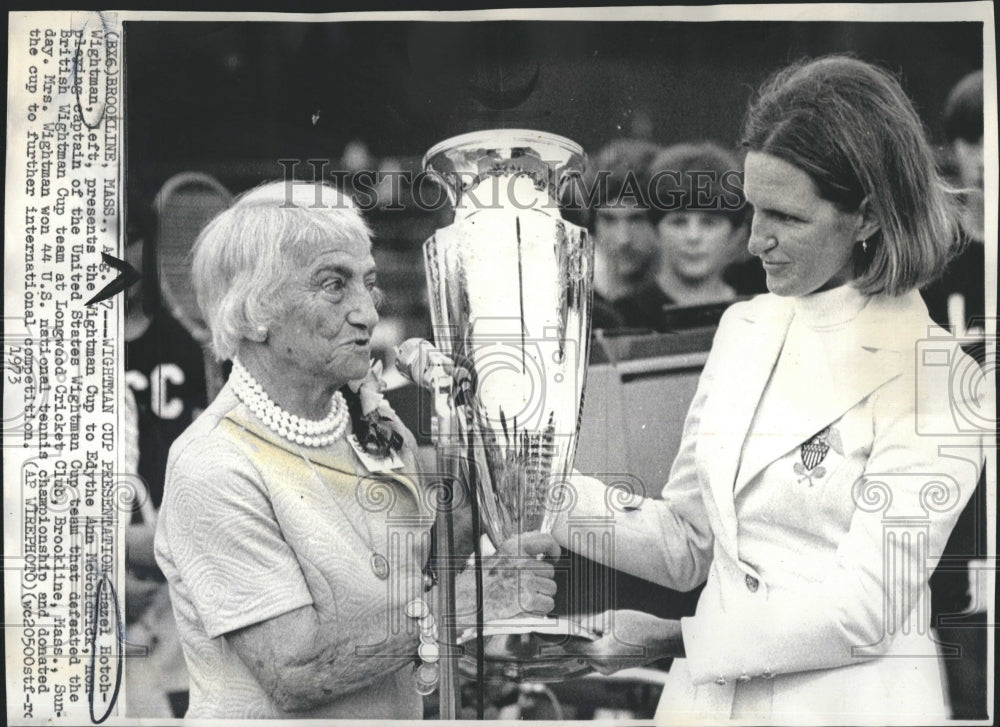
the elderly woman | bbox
[154,181,559,719]
[558,56,987,722]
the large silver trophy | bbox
[421,130,595,684]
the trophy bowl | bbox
[422,130,597,682]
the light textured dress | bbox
[156,385,430,719]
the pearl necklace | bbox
[230,359,349,447]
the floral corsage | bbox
[346,360,405,458]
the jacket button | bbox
[762,669,776,679]
[715,676,727,686]
[738,673,752,683]
[745,574,759,592]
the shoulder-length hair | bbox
[191,180,372,361]
[741,55,960,296]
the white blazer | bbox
[557,290,987,724]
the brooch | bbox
[793,426,844,486]
[348,360,405,459]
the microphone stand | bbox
[429,372,461,719]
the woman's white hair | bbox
[191,180,371,360]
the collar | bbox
[734,288,934,353]
[792,284,869,329]
[218,383,423,504]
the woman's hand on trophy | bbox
[456,531,560,623]
[564,610,685,675]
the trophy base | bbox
[455,616,598,682]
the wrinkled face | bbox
[657,211,739,284]
[743,152,864,297]
[594,203,658,277]
[266,232,380,387]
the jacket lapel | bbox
[732,347,896,496]
[697,297,791,555]
[731,291,925,496]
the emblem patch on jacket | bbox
[794,426,844,486]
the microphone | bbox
[396,338,447,388]
[395,338,473,396]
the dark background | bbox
[125,20,983,201]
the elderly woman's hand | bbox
[455,531,560,624]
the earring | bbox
[861,239,869,253]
